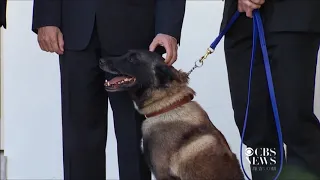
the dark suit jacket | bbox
[0,0,6,28]
[32,0,186,55]
[221,0,320,33]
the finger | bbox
[42,36,54,53]
[38,39,46,51]
[41,40,51,52]
[47,42,55,53]
[244,0,261,9]
[250,0,265,5]
[168,58,176,66]
[163,41,173,64]
[38,35,48,52]
[149,39,159,52]
[50,37,60,54]
[246,9,253,18]
[238,2,245,12]
[57,32,64,54]
[169,45,178,66]
[238,6,245,13]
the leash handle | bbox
[239,10,284,180]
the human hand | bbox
[37,26,64,55]
[238,0,265,18]
[149,33,178,66]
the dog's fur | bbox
[99,50,244,180]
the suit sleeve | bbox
[0,0,7,28]
[32,0,62,34]
[155,0,186,44]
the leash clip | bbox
[199,48,214,64]
[187,48,214,76]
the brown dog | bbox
[99,50,245,180]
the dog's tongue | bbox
[108,76,127,84]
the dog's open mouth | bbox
[104,75,136,91]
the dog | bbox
[99,50,244,180]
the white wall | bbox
[5,1,320,180]
[3,2,64,179]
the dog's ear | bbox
[155,64,188,85]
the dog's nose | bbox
[99,58,106,66]
[99,58,113,70]
[99,58,105,63]
[100,57,113,64]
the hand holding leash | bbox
[238,0,265,18]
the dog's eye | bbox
[128,54,136,63]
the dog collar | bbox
[144,94,194,118]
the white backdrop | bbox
[2,1,319,180]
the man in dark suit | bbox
[0,0,6,28]
[221,0,320,179]
[32,0,186,179]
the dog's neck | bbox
[137,82,196,117]
[144,93,194,118]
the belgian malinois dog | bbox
[99,50,244,180]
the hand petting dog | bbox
[238,0,265,18]
[149,33,178,66]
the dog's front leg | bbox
[152,159,175,180]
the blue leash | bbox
[188,10,284,180]
[240,10,284,180]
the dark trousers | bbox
[224,14,320,180]
[58,26,151,180]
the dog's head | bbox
[99,50,189,105]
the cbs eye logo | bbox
[245,147,254,157]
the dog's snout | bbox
[99,58,113,67]
[99,57,121,75]
[99,58,106,66]
[99,58,113,71]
